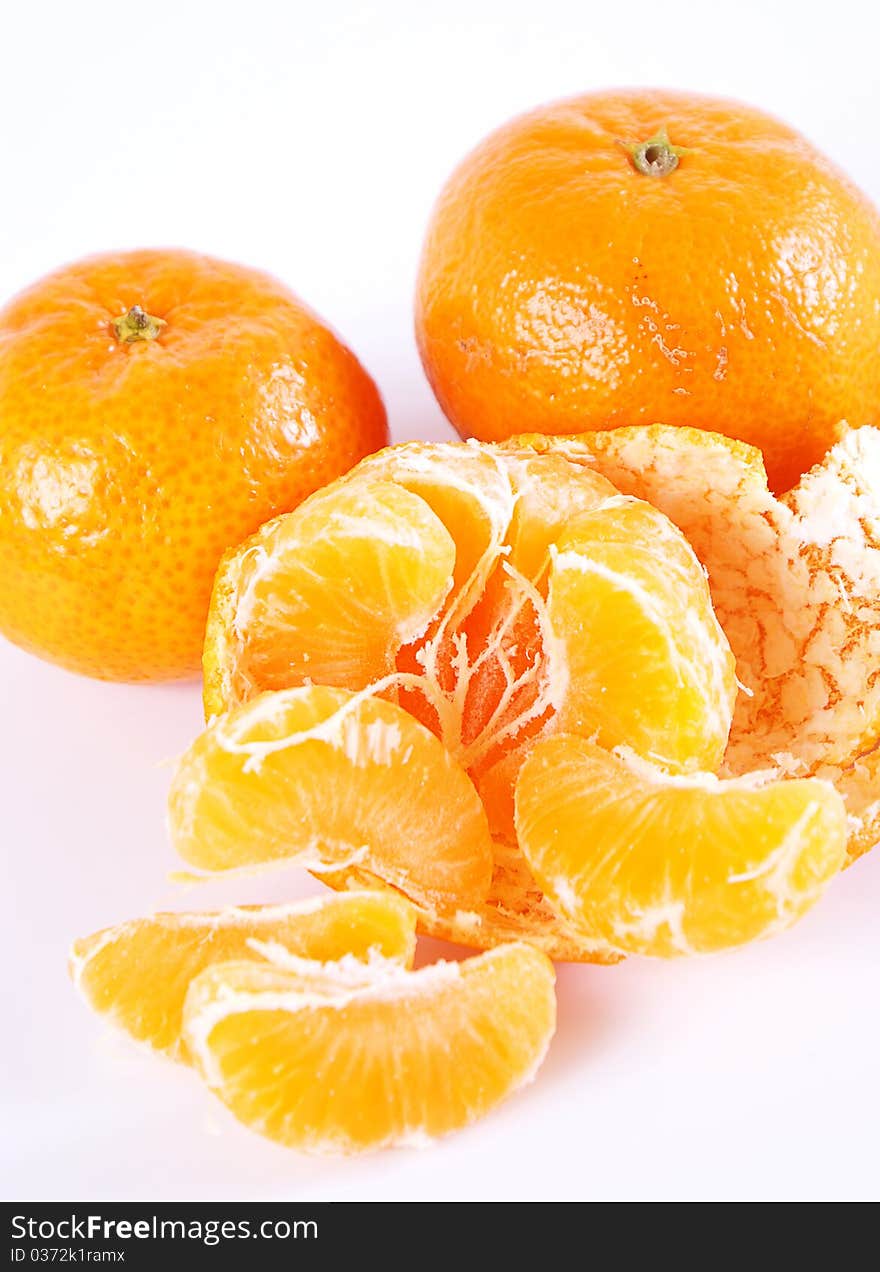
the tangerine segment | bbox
[353,441,516,600]
[70,892,416,1061]
[548,497,736,772]
[204,480,455,714]
[168,685,494,911]
[499,449,617,583]
[183,943,556,1153]
[515,735,847,957]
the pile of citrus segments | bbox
[73,423,880,1152]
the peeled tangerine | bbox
[75,426,880,1156]
[181,427,874,961]
[198,439,737,959]
[70,891,417,1059]
[182,942,556,1154]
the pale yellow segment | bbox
[169,684,495,910]
[70,892,418,1060]
[183,943,556,1154]
[547,495,736,773]
[515,734,847,957]
[203,478,456,715]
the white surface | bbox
[2,0,880,1203]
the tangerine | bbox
[0,249,387,680]
[416,89,880,491]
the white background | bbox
[2,0,880,1202]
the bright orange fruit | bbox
[70,892,416,1060]
[0,249,387,680]
[183,942,556,1153]
[515,734,847,956]
[416,89,880,491]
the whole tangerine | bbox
[0,249,387,681]
[415,88,880,491]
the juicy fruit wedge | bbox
[183,942,556,1153]
[515,735,847,957]
[70,892,417,1060]
[205,480,455,710]
[548,496,736,772]
[168,684,494,912]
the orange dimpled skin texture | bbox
[416,89,880,492]
[0,249,388,681]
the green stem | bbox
[622,127,691,177]
[113,305,167,343]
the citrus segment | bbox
[70,892,417,1060]
[204,480,455,714]
[168,684,494,910]
[495,450,617,582]
[183,942,556,1153]
[515,734,847,957]
[354,441,515,600]
[444,450,616,776]
[547,497,736,771]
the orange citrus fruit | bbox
[0,248,387,681]
[515,734,847,957]
[415,89,880,491]
[183,942,555,1153]
[70,892,416,1060]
